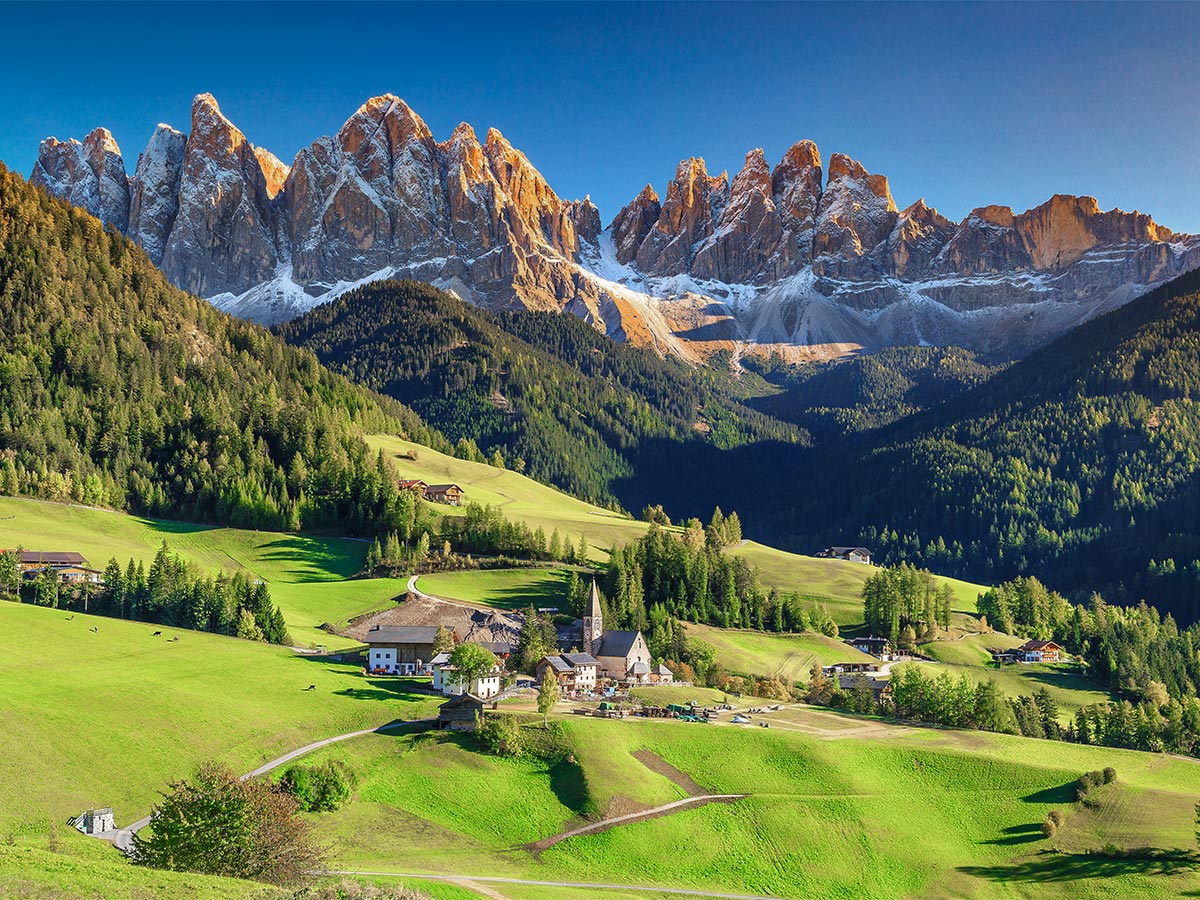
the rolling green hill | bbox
[301,710,1200,899]
[0,495,405,649]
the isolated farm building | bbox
[433,654,504,699]
[582,580,653,683]
[70,807,115,834]
[397,479,428,493]
[13,550,103,584]
[845,636,891,658]
[652,663,675,684]
[424,483,464,506]
[536,652,599,693]
[1016,639,1062,663]
[818,547,872,564]
[437,693,487,731]
[363,625,450,675]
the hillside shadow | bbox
[472,576,570,612]
[256,535,365,581]
[959,849,1199,882]
[549,756,590,816]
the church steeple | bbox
[583,579,603,656]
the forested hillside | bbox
[742,267,1200,623]
[0,164,438,533]
[745,346,1000,440]
[276,280,803,506]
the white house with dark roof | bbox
[582,581,653,683]
[363,625,450,675]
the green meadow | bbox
[0,602,442,836]
[416,567,574,612]
[683,622,874,680]
[303,712,1200,900]
[0,495,407,649]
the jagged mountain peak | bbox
[27,94,1200,361]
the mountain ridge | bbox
[30,92,1200,361]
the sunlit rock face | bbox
[30,93,1200,359]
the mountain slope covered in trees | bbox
[741,266,1200,624]
[276,279,803,506]
[0,164,439,533]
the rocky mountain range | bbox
[30,92,1200,361]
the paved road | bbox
[323,871,789,900]
[96,719,416,853]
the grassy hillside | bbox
[416,568,574,612]
[0,602,441,834]
[684,622,874,680]
[369,434,988,622]
[303,712,1200,899]
[0,495,407,648]
[276,278,801,509]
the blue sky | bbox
[2,1,1198,231]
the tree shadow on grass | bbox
[983,823,1045,846]
[960,849,1199,882]
[255,535,365,581]
[1023,781,1077,804]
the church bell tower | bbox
[583,579,603,655]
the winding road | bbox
[96,719,416,853]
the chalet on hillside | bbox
[398,479,428,493]
[437,693,487,731]
[536,652,599,694]
[1016,639,1063,663]
[424,484,464,506]
[363,625,452,675]
[845,636,891,658]
[818,547,872,565]
[12,550,104,584]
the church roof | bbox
[594,630,642,658]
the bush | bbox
[1102,766,1117,784]
[1048,809,1065,828]
[296,880,433,899]
[133,761,323,886]
[1041,817,1057,838]
[474,713,525,757]
[278,759,356,813]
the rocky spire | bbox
[610,184,661,264]
[635,157,729,275]
[693,148,782,281]
[30,128,130,233]
[161,93,280,297]
[128,124,186,265]
[812,152,898,277]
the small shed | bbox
[437,693,487,731]
[71,807,115,834]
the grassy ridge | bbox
[415,568,574,612]
[0,496,406,649]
